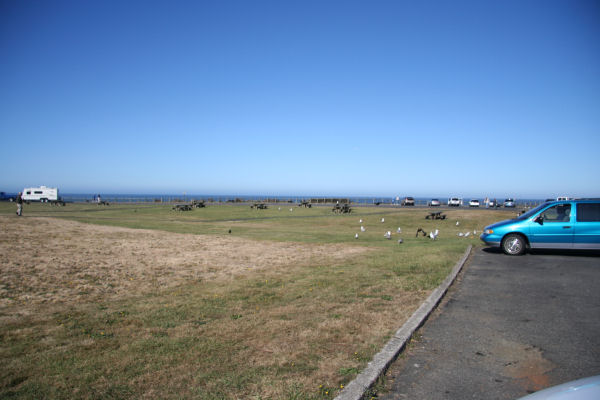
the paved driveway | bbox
[380,248,600,400]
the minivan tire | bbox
[502,234,526,256]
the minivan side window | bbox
[541,204,571,222]
[576,203,600,222]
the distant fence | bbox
[61,195,545,208]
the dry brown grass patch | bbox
[0,216,368,312]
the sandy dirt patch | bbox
[0,216,368,308]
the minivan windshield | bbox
[515,202,552,221]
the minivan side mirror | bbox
[534,215,544,225]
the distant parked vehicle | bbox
[0,191,16,201]
[448,197,462,207]
[402,197,415,206]
[22,186,65,205]
[428,199,441,207]
[469,199,480,207]
[22,186,59,202]
[503,198,516,208]
[488,199,500,208]
[481,199,600,255]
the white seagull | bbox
[360,226,366,232]
[355,233,359,239]
[397,227,402,233]
[381,218,385,223]
[384,231,392,239]
[429,229,439,240]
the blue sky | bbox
[1,0,599,198]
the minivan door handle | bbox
[563,226,571,229]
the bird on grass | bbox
[384,231,392,239]
[416,228,428,237]
[429,229,439,240]
[397,227,402,233]
[381,218,385,223]
[360,226,366,232]
[355,233,359,239]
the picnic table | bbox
[251,203,268,209]
[191,200,205,208]
[298,201,312,208]
[426,211,446,220]
[173,204,191,211]
[172,204,193,211]
[332,203,352,213]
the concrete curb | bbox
[334,245,473,400]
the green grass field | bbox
[0,201,516,399]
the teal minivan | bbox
[480,199,600,255]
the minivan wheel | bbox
[502,234,526,256]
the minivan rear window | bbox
[576,203,600,222]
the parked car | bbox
[480,199,600,255]
[0,191,16,201]
[516,375,600,399]
[503,198,516,207]
[402,197,415,206]
[448,197,462,207]
[428,199,441,207]
[469,199,480,207]
[488,199,500,208]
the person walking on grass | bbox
[16,192,23,216]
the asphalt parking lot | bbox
[380,247,600,400]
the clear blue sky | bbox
[1,0,599,198]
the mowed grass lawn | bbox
[0,202,517,399]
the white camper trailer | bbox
[22,186,59,202]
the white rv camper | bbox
[22,186,59,202]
